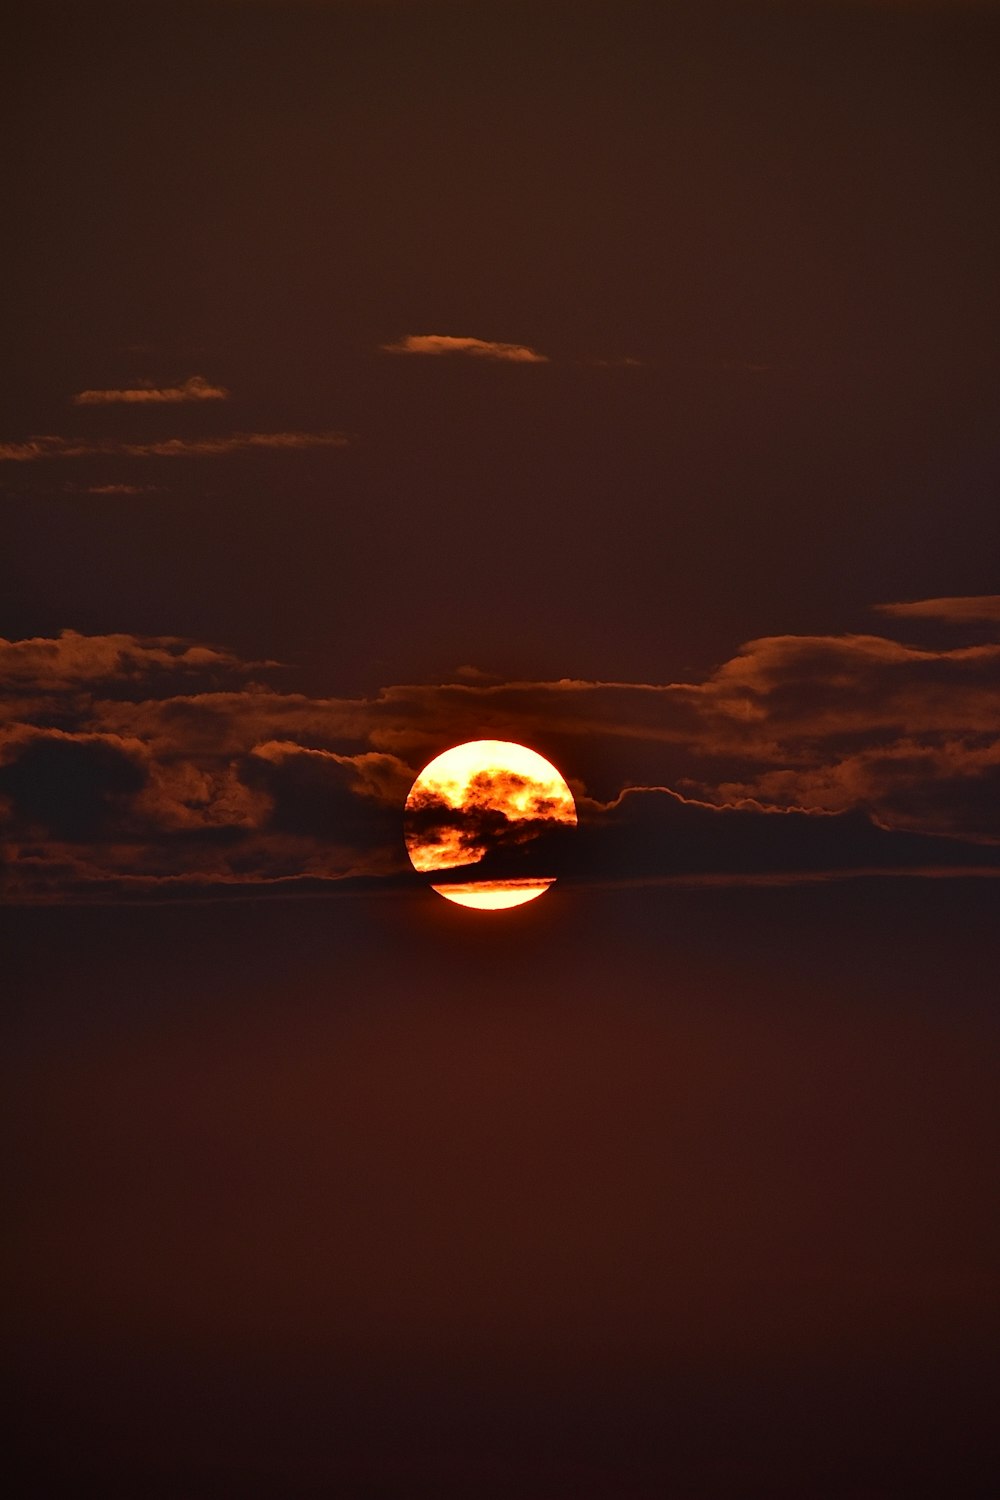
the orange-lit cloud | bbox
[0,431,348,461]
[380,334,549,363]
[3,604,999,900]
[0,630,263,694]
[70,375,229,405]
[874,595,1000,623]
[702,736,1000,843]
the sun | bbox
[404,739,577,910]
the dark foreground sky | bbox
[4,1,1000,1495]
[7,881,1000,1497]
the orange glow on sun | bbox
[404,739,576,910]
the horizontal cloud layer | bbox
[0,431,348,461]
[2,601,997,900]
[71,375,229,406]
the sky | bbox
[4,2,1000,1495]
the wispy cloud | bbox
[0,630,267,693]
[71,375,229,406]
[581,355,644,368]
[82,484,161,496]
[380,334,549,363]
[874,595,1000,624]
[0,431,349,461]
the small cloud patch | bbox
[71,375,230,405]
[874,596,1000,624]
[380,334,549,363]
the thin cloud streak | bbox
[71,375,229,406]
[83,484,160,496]
[0,630,273,693]
[380,333,549,363]
[875,595,1000,623]
[0,431,349,461]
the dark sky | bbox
[5,0,1000,685]
[4,2,1000,1495]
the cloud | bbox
[404,769,573,873]
[696,632,1000,742]
[82,484,161,496]
[243,742,413,862]
[380,334,549,363]
[0,630,265,695]
[706,738,1000,843]
[0,431,348,461]
[3,607,999,900]
[70,375,229,406]
[874,595,1000,624]
[0,728,149,841]
[6,711,993,904]
[59,629,1000,781]
[318,621,1000,771]
[433,786,1000,891]
[581,355,644,368]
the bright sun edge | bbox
[430,879,554,910]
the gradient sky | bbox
[4,2,999,1495]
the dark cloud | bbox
[405,789,568,875]
[244,742,410,857]
[0,730,148,841]
[428,787,1000,891]
[2,607,998,899]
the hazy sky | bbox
[5,3,999,1495]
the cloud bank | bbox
[1,600,997,901]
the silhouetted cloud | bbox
[380,334,549,362]
[71,375,229,405]
[0,729,148,841]
[404,770,571,873]
[3,606,998,900]
[0,431,348,461]
[435,786,1000,890]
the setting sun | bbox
[404,739,577,909]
